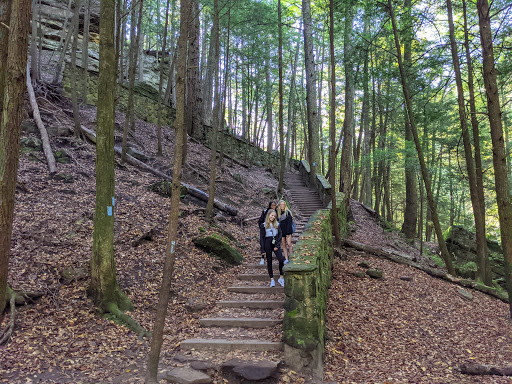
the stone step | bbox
[217,300,284,309]
[180,338,283,352]
[238,274,276,281]
[228,286,284,294]
[199,317,282,328]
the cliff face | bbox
[36,0,166,94]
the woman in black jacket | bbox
[260,209,285,287]
[277,200,294,262]
[258,201,276,265]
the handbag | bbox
[291,218,296,233]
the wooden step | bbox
[180,338,283,352]
[217,300,284,309]
[199,317,282,328]
[227,286,284,294]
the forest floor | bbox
[324,201,511,383]
[0,85,510,383]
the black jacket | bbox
[278,211,293,236]
[260,221,282,249]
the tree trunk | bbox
[0,0,13,120]
[277,0,285,194]
[156,0,171,157]
[339,1,355,196]
[186,0,202,140]
[146,0,189,379]
[26,65,56,175]
[70,0,82,138]
[88,0,133,314]
[448,0,489,280]
[302,0,320,182]
[265,50,273,153]
[463,0,491,284]
[401,0,417,240]
[285,35,300,169]
[388,0,455,275]
[53,0,74,85]
[121,1,139,162]
[205,0,220,222]
[218,8,231,168]
[329,0,341,249]
[30,0,39,82]
[476,0,512,316]
[81,0,91,104]
[0,0,31,317]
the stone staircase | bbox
[174,171,325,381]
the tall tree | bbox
[156,0,172,156]
[446,0,491,284]
[0,0,31,317]
[70,0,82,138]
[186,0,202,139]
[146,0,189,380]
[476,0,512,316]
[302,0,320,181]
[265,47,273,153]
[463,0,491,284]
[81,0,91,104]
[388,0,455,275]
[205,0,220,222]
[88,0,136,323]
[277,0,285,193]
[401,0,418,240]
[329,0,341,248]
[339,0,355,196]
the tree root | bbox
[0,290,15,345]
[105,302,151,340]
[0,288,43,345]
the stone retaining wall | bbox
[283,163,346,376]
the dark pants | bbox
[264,237,285,278]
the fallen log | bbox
[343,239,508,302]
[26,64,56,175]
[79,125,238,216]
[460,362,512,376]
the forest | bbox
[0,0,511,382]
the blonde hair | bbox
[265,209,279,229]
[277,200,292,218]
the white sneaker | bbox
[283,260,289,265]
[270,279,276,287]
[278,277,285,287]
[259,258,265,265]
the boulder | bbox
[366,269,382,279]
[162,367,211,384]
[127,147,149,162]
[192,234,243,265]
[358,261,371,269]
[446,225,505,282]
[148,181,188,199]
[221,358,278,381]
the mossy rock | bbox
[232,173,244,184]
[261,187,274,195]
[54,149,71,163]
[21,136,42,151]
[366,269,382,279]
[148,181,188,198]
[192,234,243,265]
